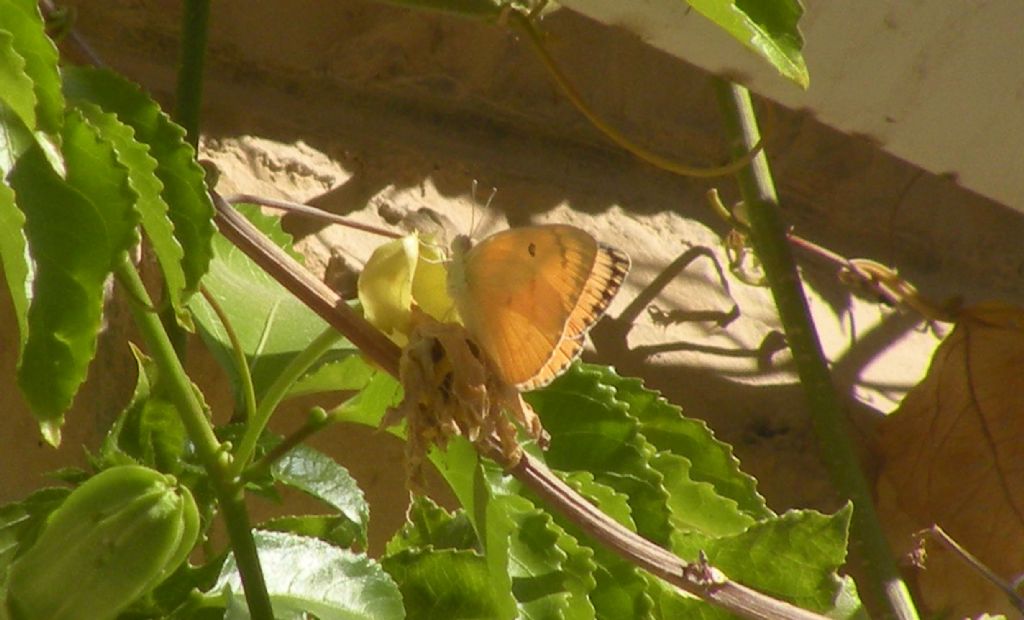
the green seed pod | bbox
[5,465,200,620]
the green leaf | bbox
[0,178,28,346]
[189,203,356,402]
[386,495,479,555]
[0,487,69,573]
[270,444,369,550]
[526,365,673,545]
[214,530,404,620]
[688,0,809,88]
[0,0,63,133]
[332,369,403,428]
[142,553,227,618]
[598,367,770,520]
[561,471,634,531]
[259,515,363,550]
[652,452,754,542]
[0,96,38,174]
[665,506,853,617]
[549,473,655,620]
[288,352,378,398]
[10,109,139,439]
[74,100,188,321]
[62,111,140,253]
[97,343,189,474]
[434,443,598,620]
[62,65,213,296]
[0,28,37,131]
[382,548,501,620]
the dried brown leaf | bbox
[877,303,1024,617]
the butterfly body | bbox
[447,224,630,390]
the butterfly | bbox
[446,224,630,391]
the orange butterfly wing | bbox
[450,224,629,390]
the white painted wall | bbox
[561,0,1024,209]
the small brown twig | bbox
[917,525,1024,614]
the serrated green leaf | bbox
[0,28,36,131]
[62,110,140,252]
[97,343,189,474]
[62,65,213,296]
[0,178,28,345]
[667,506,853,616]
[387,495,479,555]
[496,491,596,620]
[561,471,634,532]
[188,203,357,402]
[74,100,188,321]
[435,443,599,620]
[270,444,369,549]
[0,97,37,174]
[526,365,673,546]
[688,0,808,88]
[652,452,754,541]
[0,0,63,133]
[383,548,499,620]
[214,530,404,620]
[596,367,770,520]
[10,109,139,435]
[547,474,654,620]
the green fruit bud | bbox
[5,465,200,620]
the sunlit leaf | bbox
[11,110,138,440]
[687,0,808,87]
[214,530,404,620]
[189,204,356,402]
[270,444,369,549]
[0,28,37,131]
[0,178,28,345]
[0,0,63,133]
[74,100,188,322]
[527,365,673,545]
[63,65,213,296]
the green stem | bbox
[160,0,210,359]
[712,80,919,620]
[175,0,210,149]
[114,257,274,620]
[200,285,257,423]
[231,327,344,477]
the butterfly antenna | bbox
[469,179,480,239]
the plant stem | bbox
[114,256,274,620]
[231,327,344,477]
[175,0,210,149]
[200,285,258,423]
[712,79,919,620]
